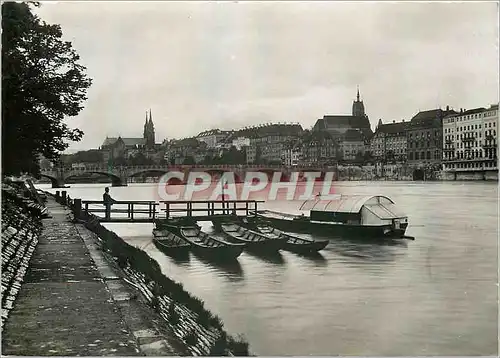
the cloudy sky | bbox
[35,1,498,152]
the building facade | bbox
[196,129,232,148]
[282,143,302,166]
[442,104,498,172]
[406,107,457,167]
[370,120,409,162]
[339,129,366,162]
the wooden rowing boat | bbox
[152,228,191,258]
[219,223,287,252]
[244,221,329,253]
[156,221,245,261]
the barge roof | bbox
[299,195,403,215]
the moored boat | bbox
[158,222,245,261]
[152,228,191,258]
[218,222,287,252]
[255,195,410,239]
[247,222,329,253]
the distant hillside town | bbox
[40,89,499,180]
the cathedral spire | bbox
[352,86,366,117]
[149,109,153,124]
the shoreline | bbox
[47,190,252,356]
[1,183,251,356]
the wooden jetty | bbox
[71,198,264,223]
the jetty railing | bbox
[79,200,159,221]
[161,200,264,219]
[53,191,264,222]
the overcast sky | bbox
[35,1,499,152]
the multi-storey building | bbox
[196,129,232,148]
[370,120,409,162]
[231,137,250,150]
[406,106,457,166]
[339,129,366,162]
[282,141,303,166]
[163,137,206,164]
[245,145,257,164]
[442,104,498,172]
[245,123,303,164]
[300,131,339,165]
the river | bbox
[38,181,498,356]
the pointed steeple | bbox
[352,86,365,117]
[149,109,153,124]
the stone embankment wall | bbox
[1,186,45,329]
[62,198,250,356]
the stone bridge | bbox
[39,164,333,188]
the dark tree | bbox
[130,152,154,166]
[183,156,196,165]
[2,2,92,177]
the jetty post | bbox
[73,198,82,220]
[61,190,67,204]
[55,190,60,202]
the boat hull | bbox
[162,224,245,261]
[191,244,244,261]
[219,226,287,252]
[257,216,408,239]
[283,238,329,253]
[153,238,191,259]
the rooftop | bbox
[374,121,410,135]
[101,137,146,147]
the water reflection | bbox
[246,250,286,265]
[38,182,498,356]
[196,255,245,281]
[291,251,328,266]
[325,238,407,263]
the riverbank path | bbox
[2,197,160,355]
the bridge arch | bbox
[39,174,63,188]
[65,171,124,186]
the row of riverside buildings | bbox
[95,90,498,178]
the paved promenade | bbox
[2,197,183,356]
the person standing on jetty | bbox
[103,187,116,220]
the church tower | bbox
[143,109,155,149]
[352,86,366,117]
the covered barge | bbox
[255,195,409,239]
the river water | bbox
[38,181,498,356]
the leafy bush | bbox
[184,329,198,346]
[168,301,180,325]
[150,296,160,310]
[208,334,227,356]
[227,334,250,356]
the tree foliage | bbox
[2,2,92,176]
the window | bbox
[415,152,419,160]
[427,151,431,159]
